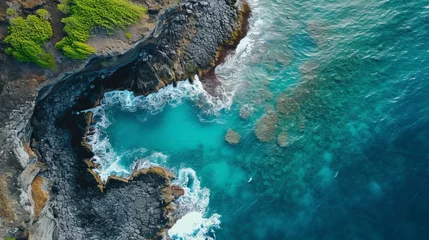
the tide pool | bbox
[84,0,429,239]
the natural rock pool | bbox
[84,0,429,239]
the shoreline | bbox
[10,1,253,239]
[80,1,252,191]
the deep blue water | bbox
[85,0,429,239]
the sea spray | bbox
[168,168,221,240]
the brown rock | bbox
[170,185,185,199]
[88,169,105,192]
[0,174,15,223]
[84,159,99,168]
[31,175,49,218]
[225,129,241,144]
[18,0,47,9]
[254,111,278,142]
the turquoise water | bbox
[85,0,429,239]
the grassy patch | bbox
[4,9,55,68]
[56,0,147,59]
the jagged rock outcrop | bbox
[107,0,245,95]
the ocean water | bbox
[84,0,429,239]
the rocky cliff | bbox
[0,0,248,239]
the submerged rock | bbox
[255,111,279,142]
[240,104,254,120]
[277,131,289,147]
[225,129,241,144]
[276,94,300,117]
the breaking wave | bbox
[82,78,223,239]
[215,0,269,102]
[83,77,231,181]
[168,168,220,240]
[90,76,232,117]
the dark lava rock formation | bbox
[106,0,244,95]
[0,0,248,239]
[30,75,175,240]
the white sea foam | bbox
[164,4,268,236]
[84,104,169,181]
[168,168,220,240]
[97,77,232,116]
[83,0,267,179]
[215,0,269,103]
[83,80,223,239]
[83,78,225,182]
[131,151,168,170]
[90,144,168,182]
[81,2,266,238]
[168,212,221,240]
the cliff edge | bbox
[0,0,248,239]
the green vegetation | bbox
[4,9,55,68]
[4,237,16,240]
[6,8,17,17]
[56,0,147,59]
[125,32,132,40]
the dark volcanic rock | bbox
[0,0,246,238]
[32,75,174,240]
[107,0,242,95]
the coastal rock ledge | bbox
[0,0,249,239]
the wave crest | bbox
[169,168,221,240]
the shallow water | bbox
[85,0,429,239]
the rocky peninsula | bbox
[0,0,249,239]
